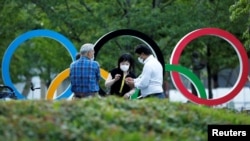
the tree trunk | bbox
[22,76,32,97]
[207,45,213,99]
[40,79,46,99]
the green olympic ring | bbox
[165,64,207,99]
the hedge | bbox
[0,96,249,141]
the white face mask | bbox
[120,64,130,72]
[138,57,144,64]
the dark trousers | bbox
[139,92,166,99]
[73,92,97,99]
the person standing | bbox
[126,44,165,99]
[105,53,136,99]
[69,43,100,99]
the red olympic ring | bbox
[170,28,248,106]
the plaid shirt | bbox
[70,56,100,93]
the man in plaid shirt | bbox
[70,43,100,98]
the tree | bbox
[0,0,247,99]
[229,0,250,50]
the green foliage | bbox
[0,97,249,141]
[229,0,250,49]
[0,0,249,91]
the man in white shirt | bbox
[126,44,165,99]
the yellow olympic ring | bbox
[45,68,109,100]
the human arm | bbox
[105,73,121,88]
[134,65,151,89]
[123,88,136,99]
[95,62,101,82]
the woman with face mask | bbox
[105,53,136,98]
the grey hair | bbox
[80,43,94,55]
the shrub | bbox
[0,97,249,141]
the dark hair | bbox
[75,52,81,60]
[135,44,152,55]
[117,53,135,72]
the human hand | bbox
[125,77,134,87]
[123,93,130,99]
[114,74,121,81]
[125,77,133,82]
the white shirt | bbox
[134,55,163,97]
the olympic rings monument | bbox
[1,28,249,106]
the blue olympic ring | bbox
[2,29,77,99]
